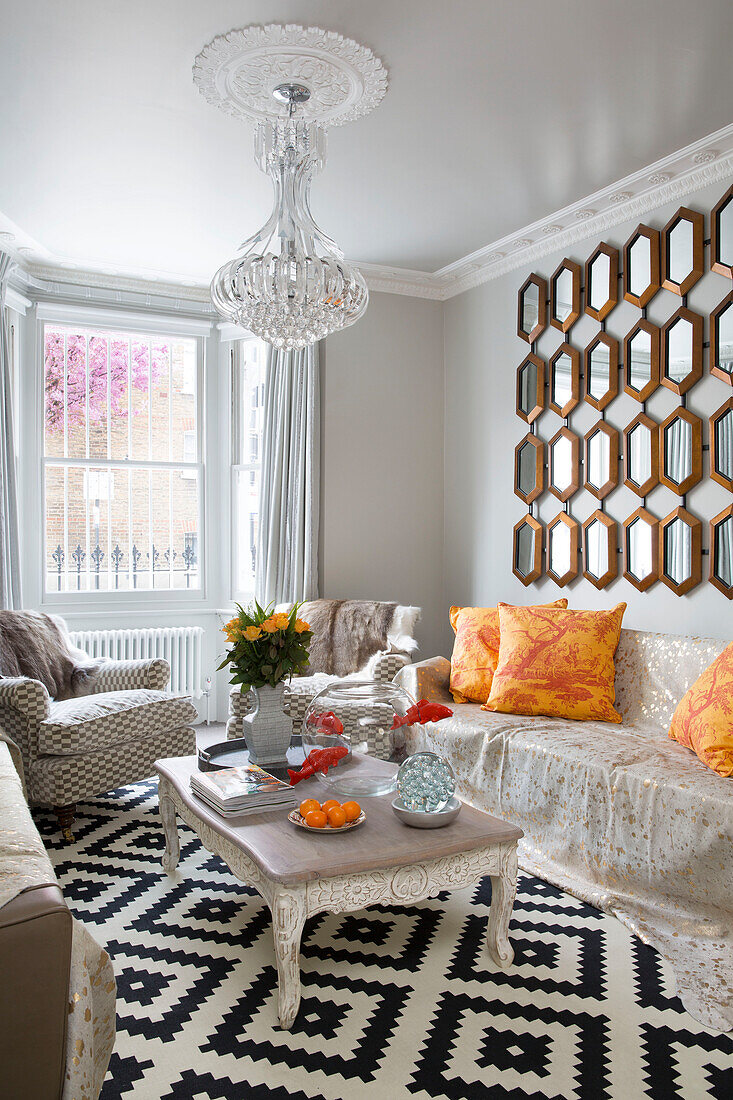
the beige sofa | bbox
[0,737,115,1097]
[395,627,733,1032]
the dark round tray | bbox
[198,735,306,783]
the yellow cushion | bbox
[668,643,733,777]
[449,601,568,704]
[483,602,627,722]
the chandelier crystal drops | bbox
[211,84,368,349]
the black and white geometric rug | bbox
[36,780,732,1100]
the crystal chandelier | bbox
[211,83,368,349]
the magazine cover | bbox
[196,764,290,799]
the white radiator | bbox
[69,626,205,699]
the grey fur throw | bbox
[0,611,100,700]
[298,599,400,677]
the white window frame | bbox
[230,336,265,603]
[34,302,212,612]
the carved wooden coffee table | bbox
[155,754,523,1029]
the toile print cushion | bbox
[484,602,627,723]
[668,642,733,777]
[449,600,568,704]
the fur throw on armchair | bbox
[0,611,100,701]
[291,599,420,677]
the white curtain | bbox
[0,253,20,608]
[255,343,320,606]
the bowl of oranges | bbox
[288,797,365,833]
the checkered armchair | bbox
[227,603,420,761]
[0,655,197,838]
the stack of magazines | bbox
[190,764,297,818]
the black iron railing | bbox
[50,542,199,590]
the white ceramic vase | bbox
[242,681,292,767]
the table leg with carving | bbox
[270,884,308,1030]
[159,777,181,873]
[486,841,518,969]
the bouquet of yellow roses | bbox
[218,601,313,692]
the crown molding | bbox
[4,121,733,307]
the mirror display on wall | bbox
[585,422,618,499]
[710,506,733,598]
[711,399,733,491]
[549,427,579,502]
[624,508,658,591]
[585,244,618,321]
[549,344,579,417]
[661,308,703,394]
[624,413,658,497]
[516,354,545,422]
[712,185,733,279]
[624,225,659,307]
[624,320,659,402]
[582,511,616,588]
[661,410,702,495]
[550,260,581,332]
[515,434,543,504]
[585,333,619,410]
[660,508,701,595]
[711,292,733,384]
[517,275,548,343]
[662,207,704,295]
[547,514,578,585]
[513,515,542,585]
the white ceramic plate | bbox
[287,808,366,833]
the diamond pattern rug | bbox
[35,780,732,1100]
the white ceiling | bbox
[2,0,733,284]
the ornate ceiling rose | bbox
[192,23,388,126]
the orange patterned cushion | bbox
[668,643,733,777]
[449,601,568,704]
[484,602,627,722]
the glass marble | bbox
[397,752,456,812]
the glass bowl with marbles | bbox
[392,751,461,828]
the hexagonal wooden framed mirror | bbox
[623,507,659,592]
[548,426,580,503]
[659,506,702,596]
[623,412,659,497]
[550,259,581,333]
[661,207,704,295]
[582,510,617,589]
[711,290,733,386]
[584,242,619,321]
[659,408,703,496]
[711,183,733,280]
[514,434,544,504]
[516,353,545,423]
[548,343,580,417]
[513,514,543,586]
[710,505,733,599]
[584,332,619,411]
[623,224,660,308]
[710,398,733,492]
[517,274,548,344]
[584,421,619,500]
[547,513,579,587]
[660,306,703,395]
[623,319,659,403]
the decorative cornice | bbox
[5,122,733,307]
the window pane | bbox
[237,341,265,464]
[235,467,260,595]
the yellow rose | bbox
[294,619,310,634]
[243,625,262,642]
[261,617,279,634]
[272,612,290,630]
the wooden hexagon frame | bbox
[711,184,733,280]
[659,506,702,596]
[548,343,580,417]
[582,510,617,589]
[660,306,703,396]
[584,331,619,411]
[546,513,579,587]
[661,206,704,295]
[623,223,660,308]
[710,290,733,386]
[513,514,543,586]
[584,242,619,322]
[549,259,582,333]
[710,398,733,491]
[514,434,544,505]
[548,426,581,503]
[659,408,703,496]
[709,505,733,599]
[623,507,659,592]
[517,274,548,344]
[584,421,619,500]
[623,318,660,403]
[623,412,659,497]
[516,353,545,423]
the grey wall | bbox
[321,291,445,658]
[442,179,733,657]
